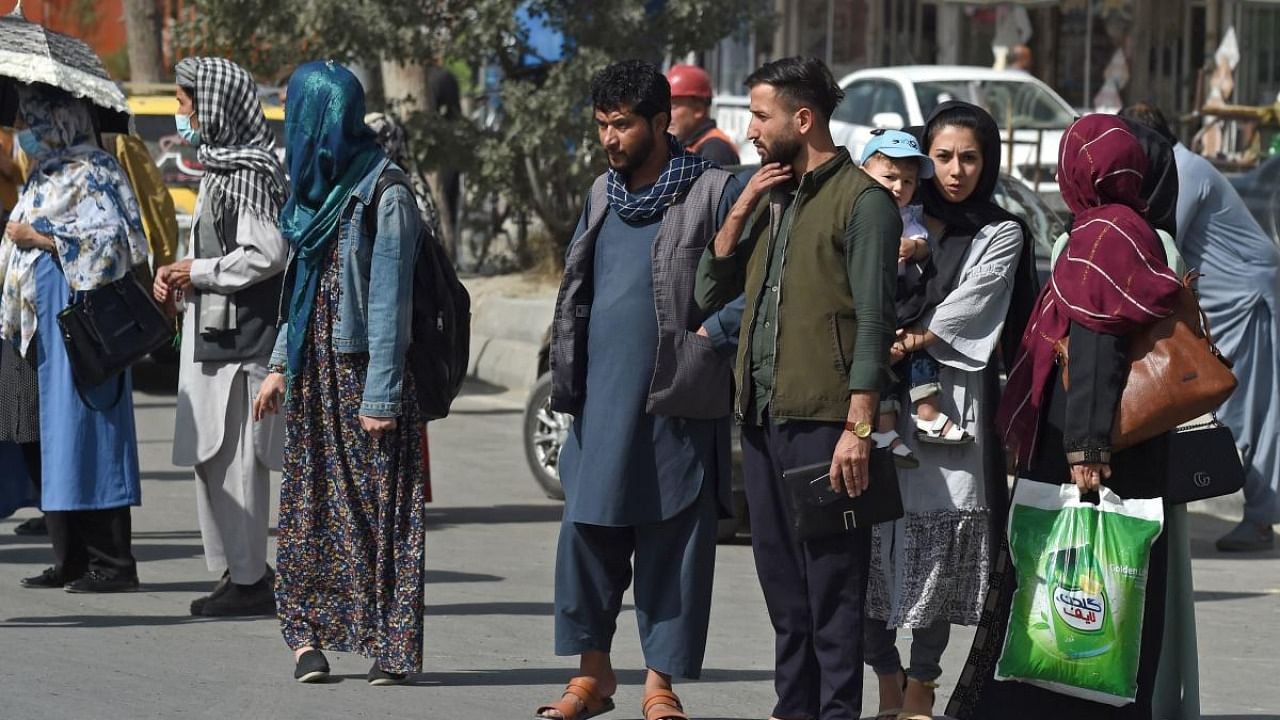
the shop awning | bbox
[933,1,1061,6]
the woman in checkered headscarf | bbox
[154,57,291,619]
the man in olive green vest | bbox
[695,57,899,720]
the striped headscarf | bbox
[996,115,1183,469]
[177,57,287,222]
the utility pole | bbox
[122,0,165,83]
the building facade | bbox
[706,0,1280,143]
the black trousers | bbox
[741,411,872,720]
[46,507,136,580]
[20,441,40,497]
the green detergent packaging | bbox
[996,482,1164,706]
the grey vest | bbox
[550,168,734,420]
[192,199,284,364]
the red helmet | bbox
[667,64,713,100]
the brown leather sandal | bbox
[642,689,690,720]
[533,676,615,720]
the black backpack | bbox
[367,167,471,421]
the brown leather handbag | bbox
[1056,273,1237,450]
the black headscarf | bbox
[913,100,1039,371]
[1121,117,1179,237]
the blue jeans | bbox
[881,352,942,414]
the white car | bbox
[730,66,1076,205]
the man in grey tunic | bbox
[1122,103,1280,552]
[534,61,742,720]
[156,58,287,616]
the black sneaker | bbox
[294,650,330,683]
[1215,521,1276,552]
[64,569,139,593]
[200,575,276,617]
[191,565,275,615]
[190,571,232,616]
[21,567,76,589]
[367,662,408,686]
[13,516,47,536]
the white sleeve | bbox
[926,220,1024,371]
[189,211,289,294]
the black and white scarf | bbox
[605,134,712,222]
[180,57,287,222]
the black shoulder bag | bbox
[57,268,174,406]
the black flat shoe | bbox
[367,662,408,686]
[13,516,47,536]
[21,567,74,589]
[294,650,330,683]
[64,569,139,593]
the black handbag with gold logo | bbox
[1165,416,1246,505]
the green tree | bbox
[184,0,764,269]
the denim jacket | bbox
[270,158,422,418]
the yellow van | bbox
[124,83,285,238]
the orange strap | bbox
[536,676,606,720]
[642,689,688,720]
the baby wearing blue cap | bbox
[859,129,971,467]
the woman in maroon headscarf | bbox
[946,114,1186,718]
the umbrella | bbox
[0,1,130,133]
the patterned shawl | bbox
[996,115,1183,469]
[179,57,287,222]
[605,134,711,222]
[0,85,147,354]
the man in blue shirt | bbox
[535,60,743,720]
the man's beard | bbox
[758,132,801,166]
[609,129,657,176]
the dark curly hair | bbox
[745,57,844,120]
[590,60,671,120]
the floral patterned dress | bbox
[275,244,427,673]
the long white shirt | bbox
[171,193,288,468]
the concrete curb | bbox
[465,287,554,394]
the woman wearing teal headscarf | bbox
[254,61,426,685]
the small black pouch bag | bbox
[784,448,904,543]
[1164,417,1246,505]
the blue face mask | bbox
[174,113,201,146]
[16,129,45,158]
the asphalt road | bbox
[0,372,1277,719]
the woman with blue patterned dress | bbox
[254,61,426,686]
[0,84,149,593]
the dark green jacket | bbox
[695,149,899,423]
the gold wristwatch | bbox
[844,420,873,438]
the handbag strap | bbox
[74,372,126,413]
[1183,270,1234,370]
